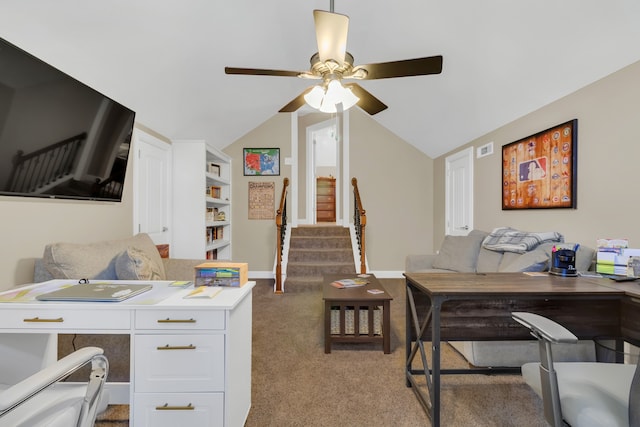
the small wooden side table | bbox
[322,274,393,354]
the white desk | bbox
[0,280,255,427]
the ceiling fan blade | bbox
[225,67,303,78]
[344,83,388,115]
[351,55,443,80]
[314,10,349,66]
[278,88,313,113]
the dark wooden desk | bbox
[403,272,640,426]
[323,274,393,353]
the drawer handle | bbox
[156,344,196,350]
[23,317,64,323]
[155,403,195,411]
[157,318,196,323]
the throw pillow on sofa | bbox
[115,247,163,280]
[432,232,486,272]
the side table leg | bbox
[383,300,391,354]
[324,300,332,354]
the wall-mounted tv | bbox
[0,36,135,202]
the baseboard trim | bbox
[249,271,276,279]
[368,271,404,279]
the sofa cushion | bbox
[476,248,504,273]
[432,233,486,272]
[115,247,163,280]
[498,248,550,272]
[43,233,166,280]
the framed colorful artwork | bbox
[502,119,577,210]
[243,148,280,176]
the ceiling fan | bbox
[224,4,443,115]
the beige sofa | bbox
[34,233,205,283]
[405,229,597,367]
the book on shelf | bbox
[209,185,221,199]
[208,163,221,176]
[206,207,218,222]
[330,278,369,289]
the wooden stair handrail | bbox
[352,177,367,274]
[275,177,290,294]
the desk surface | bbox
[0,279,255,309]
[404,272,640,297]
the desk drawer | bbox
[0,308,130,330]
[133,392,223,427]
[136,309,225,330]
[134,334,225,392]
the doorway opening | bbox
[306,118,339,224]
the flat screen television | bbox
[0,36,135,202]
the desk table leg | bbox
[405,284,438,424]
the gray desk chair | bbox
[512,312,640,427]
[0,346,108,427]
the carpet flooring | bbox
[97,278,548,426]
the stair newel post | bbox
[275,178,290,294]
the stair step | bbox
[283,276,324,285]
[286,262,355,277]
[289,236,351,249]
[287,248,354,263]
[291,226,350,237]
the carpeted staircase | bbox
[284,225,356,289]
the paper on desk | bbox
[183,286,222,299]
[0,282,74,303]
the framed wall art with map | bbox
[502,119,577,210]
[243,148,280,176]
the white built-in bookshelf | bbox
[172,140,231,260]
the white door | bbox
[132,130,172,245]
[445,147,473,236]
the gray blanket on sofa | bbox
[482,227,564,253]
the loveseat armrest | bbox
[161,258,209,281]
[405,254,438,273]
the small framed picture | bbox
[208,163,220,176]
[243,148,280,176]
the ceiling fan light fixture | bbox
[306,79,359,113]
[339,85,359,110]
[304,85,325,109]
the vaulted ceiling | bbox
[1,1,639,158]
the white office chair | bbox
[512,312,640,427]
[0,346,108,427]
